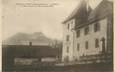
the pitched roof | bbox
[2,45,62,58]
[88,0,113,22]
[62,0,113,25]
[62,0,88,24]
[74,0,113,29]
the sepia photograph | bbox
[2,0,113,72]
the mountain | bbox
[2,32,54,46]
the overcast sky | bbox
[3,0,112,40]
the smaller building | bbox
[2,45,62,69]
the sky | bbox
[2,0,112,40]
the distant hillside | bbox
[3,32,56,46]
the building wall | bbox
[107,15,113,53]
[62,19,75,62]
[74,18,108,60]
[62,18,108,61]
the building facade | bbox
[62,0,113,62]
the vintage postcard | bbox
[2,0,114,72]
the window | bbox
[77,43,80,51]
[76,30,80,37]
[64,56,69,62]
[66,35,70,41]
[66,46,69,53]
[67,23,70,29]
[95,39,99,48]
[84,27,89,35]
[94,22,100,32]
[85,41,89,49]
[71,21,74,25]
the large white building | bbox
[62,0,113,62]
